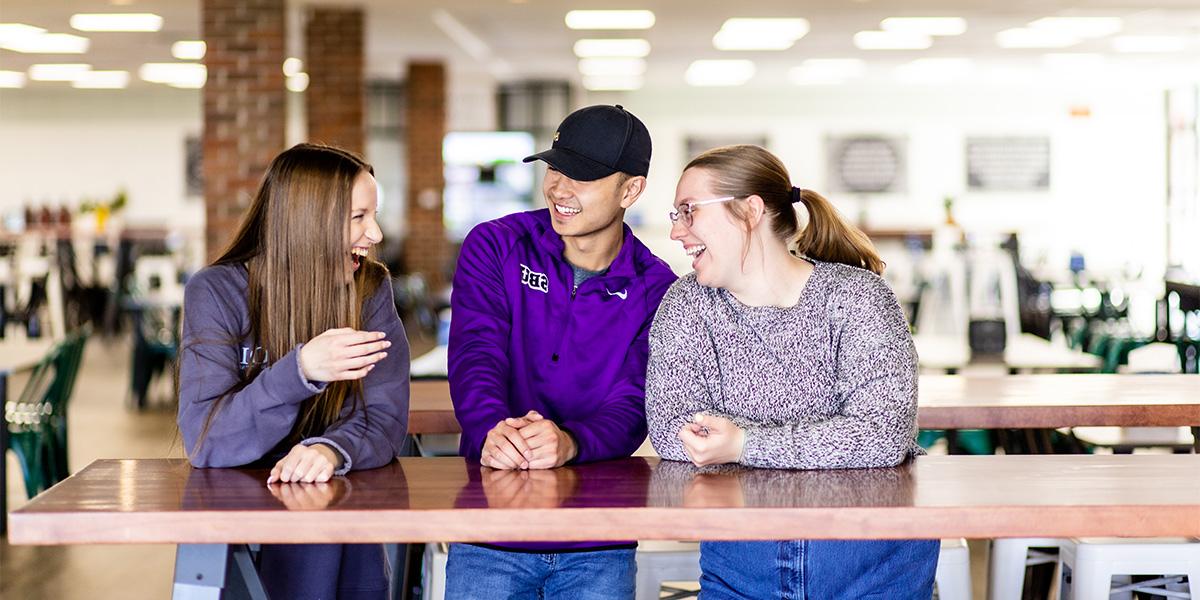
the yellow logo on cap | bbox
[553,131,560,142]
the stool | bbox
[1059,538,1200,600]
[990,538,1064,600]
[636,541,701,600]
[936,538,972,600]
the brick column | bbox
[202,0,287,262]
[305,7,365,154]
[404,62,448,287]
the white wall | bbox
[0,87,204,233]
[590,81,1167,284]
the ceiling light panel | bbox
[171,41,206,60]
[28,64,92,81]
[713,18,809,51]
[70,13,163,32]
[1028,17,1122,39]
[995,28,1079,49]
[0,70,27,88]
[0,23,46,44]
[565,10,655,30]
[1112,35,1187,53]
[578,58,646,77]
[853,31,932,50]
[1,33,90,53]
[685,59,756,86]
[583,75,643,91]
[573,38,651,58]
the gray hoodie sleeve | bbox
[177,268,323,468]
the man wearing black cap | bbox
[445,105,677,598]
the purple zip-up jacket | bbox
[449,209,676,550]
[450,209,675,460]
[178,263,410,474]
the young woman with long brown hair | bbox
[178,143,409,599]
[645,144,937,599]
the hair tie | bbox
[790,186,803,204]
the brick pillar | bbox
[202,0,287,262]
[404,62,448,287]
[305,7,364,154]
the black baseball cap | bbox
[523,104,651,181]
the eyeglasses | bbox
[668,196,740,227]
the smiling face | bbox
[346,170,382,275]
[671,167,750,290]
[543,168,638,240]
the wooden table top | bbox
[409,375,1200,434]
[11,455,1200,545]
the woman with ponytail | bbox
[178,143,409,599]
[645,144,936,598]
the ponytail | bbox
[794,188,884,275]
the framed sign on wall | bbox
[965,136,1051,191]
[825,135,907,194]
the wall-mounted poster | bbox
[684,135,768,165]
[966,136,1050,191]
[825,135,907,194]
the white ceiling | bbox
[2,0,1200,88]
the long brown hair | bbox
[191,142,386,457]
[685,144,884,274]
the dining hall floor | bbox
[1,334,1005,599]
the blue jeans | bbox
[444,544,636,600]
[258,543,388,600]
[698,539,939,600]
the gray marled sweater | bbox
[645,260,920,470]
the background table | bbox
[409,375,1200,449]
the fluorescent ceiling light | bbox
[283,57,303,77]
[171,40,205,60]
[880,17,967,36]
[565,10,655,30]
[1028,17,1122,39]
[0,23,46,43]
[0,70,27,88]
[1112,35,1187,53]
[713,18,809,50]
[70,13,162,32]
[573,38,651,58]
[853,31,932,50]
[140,63,206,87]
[685,59,755,86]
[893,57,971,82]
[583,75,643,91]
[28,63,92,81]
[995,28,1079,49]
[578,58,646,77]
[72,70,130,88]
[287,73,309,93]
[1,33,90,53]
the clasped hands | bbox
[482,410,577,470]
[678,413,745,467]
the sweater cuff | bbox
[293,343,328,394]
[301,437,352,475]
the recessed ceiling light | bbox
[713,18,809,51]
[578,58,646,77]
[140,63,207,87]
[1,33,90,54]
[172,41,206,60]
[573,38,651,58]
[283,58,303,77]
[583,75,643,91]
[685,60,756,86]
[287,73,309,93]
[880,17,967,36]
[70,13,162,32]
[1028,17,1122,39]
[995,28,1079,49]
[1112,35,1187,53]
[29,63,92,81]
[853,31,932,50]
[0,70,27,88]
[565,10,655,30]
[0,23,46,44]
[72,70,130,89]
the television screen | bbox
[443,131,537,241]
